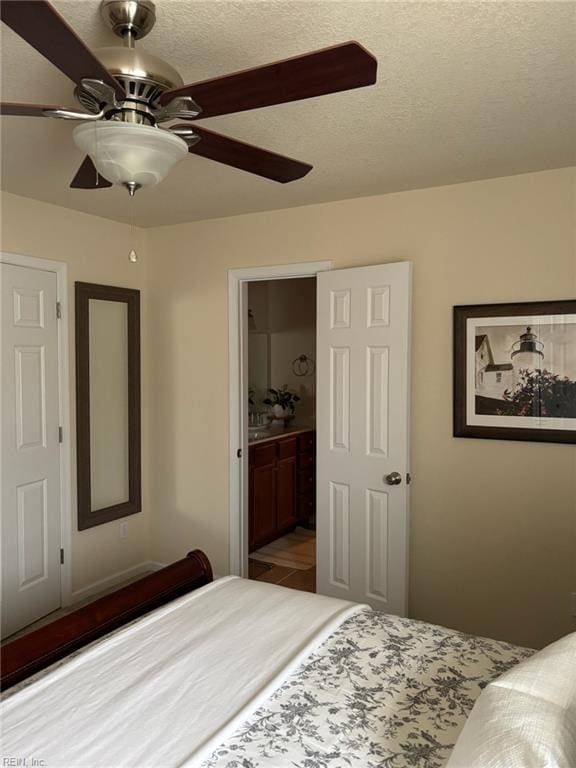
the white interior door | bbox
[1,263,62,638]
[316,262,411,615]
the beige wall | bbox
[0,191,150,594]
[147,168,576,649]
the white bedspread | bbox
[0,576,364,768]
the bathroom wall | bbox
[248,278,316,424]
[268,278,316,425]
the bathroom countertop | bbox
[248,425,315,446]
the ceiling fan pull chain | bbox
[128,195,138,263]
[93,122,98,186]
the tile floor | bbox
[249,559,316,593]
[250,527,316,571]
[249,528,316,594]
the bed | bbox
[1,552,572,768]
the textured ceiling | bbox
[1,1,574,227]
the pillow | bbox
[447,632,576,768]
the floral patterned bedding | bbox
[203,608,533,768]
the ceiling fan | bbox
[0,0,377,195]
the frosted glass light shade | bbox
[73,122,188,189]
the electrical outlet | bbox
[119,521,128,540]
[571,593,576,618]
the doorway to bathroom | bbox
[228,259,412,614]
[228,260,331,591]
[246,277,317,593]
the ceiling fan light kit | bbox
[1,0,377,195]
[73,122,189,192]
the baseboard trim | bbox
[69,561,168,605]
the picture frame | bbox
[75,282,141,530]
[454,300,576,444]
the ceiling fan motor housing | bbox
[74,1,192,125]
[80,46,186,123]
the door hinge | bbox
[60,548,64,565]
[406,472,412,485]
[58,426,63,443]
[56,301,62,319]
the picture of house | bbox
[475,334,515,401]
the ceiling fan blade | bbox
[70,156,112,189]
[1,102,67,117]
[159,41,377,117]
[0,0,124,100]
[173,125,312,183]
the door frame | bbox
[0,251,73,606]
[228,261,332,577]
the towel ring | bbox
[292,354,315,377]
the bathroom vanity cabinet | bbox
[249,429,315,552]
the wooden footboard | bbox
[1,549,213,691]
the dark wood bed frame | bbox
[1,550,213,691]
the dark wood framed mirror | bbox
[75,282,141,530]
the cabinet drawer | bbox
[252,443,276,467]
[298,451,314,470]
[298,468,315,494]
[298,493,315,518]
[298,431,315,454]
[277,436,297,459]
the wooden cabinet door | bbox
[276,456,297,530]
[251,463,276,547]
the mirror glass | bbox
[88,299,129,511]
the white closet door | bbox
[316,262,411,615]
[1,263,62,638]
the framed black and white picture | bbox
[454,300,576,444]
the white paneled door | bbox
[317,262,411,615]
[1,263,62,638]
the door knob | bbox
[385,472,402,486]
